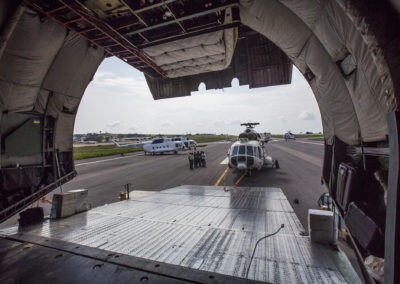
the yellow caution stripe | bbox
[214,167,229,186]
[234,172,246,187]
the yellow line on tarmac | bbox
[234,172,246,187]
[214,167,229,186]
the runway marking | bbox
[220,157,229,164]
[272,143,322,167]
[234,172,246,187]
[214,167,229,186]
[271,139,323,146]
[292,140,323,146]
[75,152,144,166]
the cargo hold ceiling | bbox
[146,28,292,99]
[24,0,293,99]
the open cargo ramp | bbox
[0,186,359,283]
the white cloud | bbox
[93,71,150,97]
[107,120,120,127]
[161,120,173,127]
[74,57,322,135]
[230,120,241,125]
[278,115,287,122]
[93,71,114,79]
[298,111,315,121]
[213,120,225,127]
[214,120,242,128]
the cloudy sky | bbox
[74,57,322,135]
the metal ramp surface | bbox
[0,185,358,283]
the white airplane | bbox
[171,137,197,149]
[113,137,185,155]
[228,123,279,176]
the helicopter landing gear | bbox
[246,170,252,177]
[273,160,280,169]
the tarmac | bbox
[0,138,365,282]
[63,138,325,229]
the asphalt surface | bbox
[2,138,363,280]
[60,138,325,228]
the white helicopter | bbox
[113,137,185,155]
[228,123,279,176]
[112,139,148,149]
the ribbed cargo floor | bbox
[0,186,355,283]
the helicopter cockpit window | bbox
[258,147,262,157]
[232,146,238,155]
[247,146,253,156]
[239,145,246,155]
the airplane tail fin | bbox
[112,140,121,148]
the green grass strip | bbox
[74,145,142,160]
